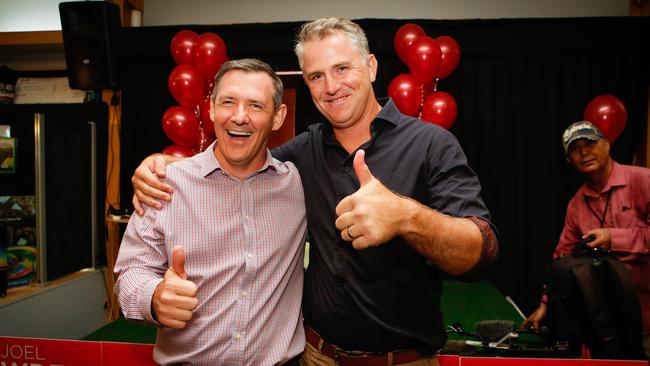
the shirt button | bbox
[343,166,350,173]
[235,332,242,340]
[241,291,248,298]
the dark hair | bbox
[210,58,283,110]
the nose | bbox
[577,143,590,155]
[231,104,248,124]
[324,75,340,95]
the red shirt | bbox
[556,162,650,333]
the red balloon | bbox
[162,106,200,148]
[583,95,627,143]
[199,97,215,137]
[163,144,195,158]
[394,23,425,65]
[193,33,228,80]
[168,64,206,109]
[407,36,442,84]
[421,91,458,129]
[170,30,198,65]
[388,74,422,117]
[435,36,461,80]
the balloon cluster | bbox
[583,95,627,143]
[388,24,461,129]
[162,30,228,157]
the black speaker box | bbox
[59,1,121,90]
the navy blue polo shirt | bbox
[272,99,493,353]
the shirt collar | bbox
[581,161,626,197]
[321,98,400,144]
[374,98,401,127]
[197,140,281,179]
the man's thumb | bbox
[353,149,373,186]
[171,245,187,279]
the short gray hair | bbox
[211,58,283,110]
[294,16,370,69]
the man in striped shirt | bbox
[114,59,307,366]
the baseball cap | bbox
[562,121,603,154]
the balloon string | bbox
[418,83,424,119]
[195,106,204,152]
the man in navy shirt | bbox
[133,16,498,366]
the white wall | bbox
[0,0,89,32]
[144,0,629,26]
[0,0,630,32]
[0,271,107,339]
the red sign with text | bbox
[0,337,102,366]
[1,337,647,366]
[0,337,155,366]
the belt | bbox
[305,326,425,366]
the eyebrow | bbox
[217,95,269,107]
[304,70,321,80]
[304,61,352,78]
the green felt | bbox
[83,317,157,344]
[83,280,540,347]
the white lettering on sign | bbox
[1,344,63,366]
[1,362,64,366]
[1,344,44,360]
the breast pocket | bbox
[614,205,638,228]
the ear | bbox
[602,139,610,155]
[271,104,287,131]
[209,99,215,122]
[367,54,378,83]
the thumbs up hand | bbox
[335,150,414,249]
[152,245,199,329]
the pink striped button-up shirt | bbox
[114,144,307,365]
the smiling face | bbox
[301,32,379,131]
[210,70,286,179]
[566,138,611,176]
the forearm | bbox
[399,197,486,276]
[115,267,163,322]
[609,227,650,254]
[157,152,184,164]
[114,214,168,322]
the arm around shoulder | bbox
[132,153,184,215]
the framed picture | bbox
[0,137,15,174]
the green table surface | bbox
[84,280,540,348]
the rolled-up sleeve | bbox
[458,216,499,280]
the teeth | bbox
[330,96,348,103]
[227,130,253,137]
